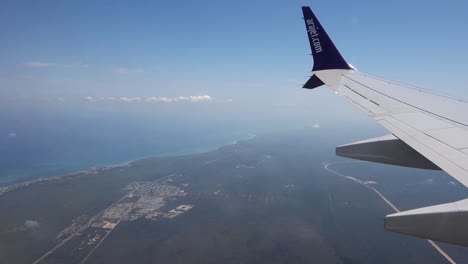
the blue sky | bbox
[2,0,468,182]
[1,0,468,125]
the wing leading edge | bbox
[301,6,468,246]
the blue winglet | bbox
[302,74,324,89]
[302,6,351,71]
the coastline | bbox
[0,133,257,196]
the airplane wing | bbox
[301,6,468,246]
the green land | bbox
[0,130,463,263]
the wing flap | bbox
[427,127,468,149]
[378,116,468,187]
[391,112,454,131]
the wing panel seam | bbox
[383,116,468,175]
[343,75,468,128]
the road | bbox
[324,161,456,264]
[32,173,177,264]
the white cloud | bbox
[146,95,212,103]
[64,63,88,68]
[119,97,143,102]
[113,67,129,74]
[146,97,173,103]
[82,95,213,103]
[186,95,212,102]
[8,132,16,137]
[25,62,88,68]
[104,96,143,102]
[423,178,434,185]
[25,61,57,68]
[113,67,144,74]
[312,123,320,129]
[24,220,40,230]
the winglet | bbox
[302,6,351,72]
[302,74,324,89]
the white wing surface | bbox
[323,70,468,187]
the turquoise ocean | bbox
[0,110,253,186]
